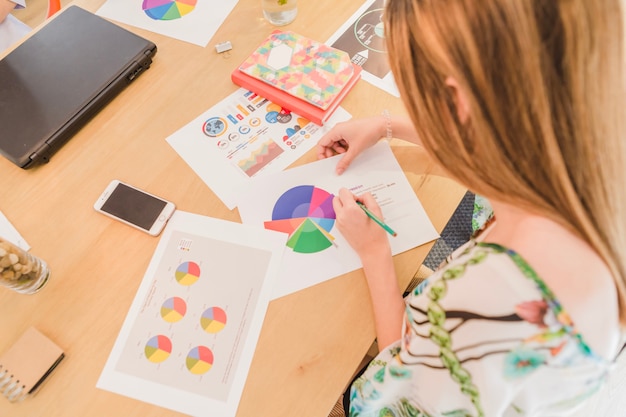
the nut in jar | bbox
[0,238,50,294]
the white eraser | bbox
[215,41,232,54]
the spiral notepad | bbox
[0,327,64,402]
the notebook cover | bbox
[232,61,361,125]
[0,327,64,397]
[237,31,356,111]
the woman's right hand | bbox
[317,116,388,175]
[332,188,390,259]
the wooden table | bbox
[0,1,466,415]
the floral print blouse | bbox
[348,241,620,417]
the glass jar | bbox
[0,237,50,294]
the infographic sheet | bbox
[167,88,351,209]
[327,0,399,97]
[238,141,439,299]
[98,211,285,417]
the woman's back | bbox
[483,205,622,360]
[348,223,621,416]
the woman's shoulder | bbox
[441,216,622,360]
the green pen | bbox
[356,201,398,237]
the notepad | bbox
[232,30,361,125]
[0,327,64,402]
[238,31,356,109]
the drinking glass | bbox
[262,0,298,26]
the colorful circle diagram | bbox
[354,9,386,54]
[186,346,214,375]
[144,335,172,363]
[200,307,227,333]
[202,117,227,137]
[160,297,187,323]
[264,185,336,253]
[142,0,197,21]
[175,261,200,285]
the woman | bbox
[317,0,626,416]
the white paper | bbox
[0,211,30,250]
[167,87,351,209]
[96,0,238,47]
[97,211,286,417]
[327,0,399,97]
[238,141,439,299]
[0,14,31,54]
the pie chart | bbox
[200,307,227,333]
[186,346,214,375]
[160,297,187,323]
[145,335,172,363]
[142,0,197,21]
[175,261,201,286]
[264,185,336,254]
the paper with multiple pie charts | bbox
[97,211,286,417]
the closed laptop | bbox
[0,5,157,168]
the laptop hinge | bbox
[28,143,53,166]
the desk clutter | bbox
[0,1,440,416]
[0,327,64,402]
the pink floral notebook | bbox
[238,31,355,110]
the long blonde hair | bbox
[385,0,626,324]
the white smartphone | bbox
[94,180,176,236]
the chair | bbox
[46,0,61,18]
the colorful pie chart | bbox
[264,185,336,253]
[142,0,197,21]
[175,261,200,285]
[186,346,214,375]
[145,335,172,363]
[200,307,227,333]
[160,297,187,323]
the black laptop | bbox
[0,6,157,168]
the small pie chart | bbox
[142,0,197,21]
[160,297,187,323]
[175,261,201,285]
[145,335,172,363]
[186,346,214,375]
[200,307,227,333]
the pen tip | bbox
[392,232,398,237]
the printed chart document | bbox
[238,141,439,299]
[97,211,286,417]
[167,87,351,209]
[327,0,399,97]
[96,0,237,47]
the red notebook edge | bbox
[231,64,362,126]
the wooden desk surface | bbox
[0,1,466,415]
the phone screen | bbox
[100,183,168,230]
